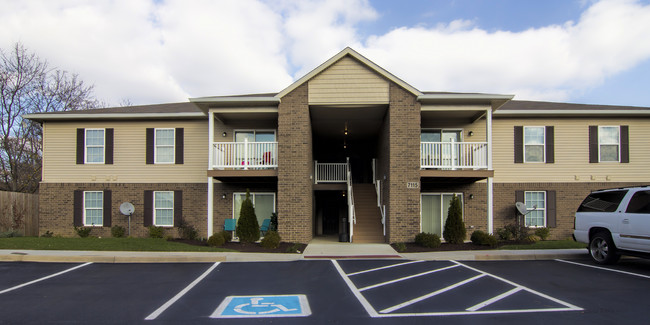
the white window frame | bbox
[153,191,174,227]
[233,129,277,142]
[420,129,464,142]
[598,126,620,163]
[419,193,464,233]
[84,128,105,164]
[154,128,175,164]
[524,191,546,228]
[232,192,277,220]
[83,191,103,226]
[523,126,545,163]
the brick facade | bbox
[277,83,314,243]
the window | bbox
[421,193,463,237]
[524,126,545,162]
[84,191,103,226]
[420,129,461,142]
[233,192,276,226]
[578,190,628,212]
[154,191,174,226]
[599,126,620,162]
[155,128,175,164]
[525,191,546,227]
[626,190,650,214]
[85,129,105,163]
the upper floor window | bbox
[85,129,105,164]
[421,129,461,142]
[598,126,620,162]
[525,191,546,227]
[234,130,276,142]
[155,128,175,164]
[524,127,545,163]
[84,191,103,226]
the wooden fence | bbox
[0,191,39,236]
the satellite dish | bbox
[515,202,527,215]
[120,202,135,216]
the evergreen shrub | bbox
[443,195,466,244]
[148,226,164,238]
[111,225,126,238]
[236,190,260,243]
[414,232,441,248]
[534,227,551,241]
[260,230,281,249]
[207,233,225,247]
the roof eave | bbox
[495,109,650,117]
[23,112,206,122]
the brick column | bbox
[386,84,421,243]
[277,84,314,243]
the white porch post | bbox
[486,108,494,234]
[207,177,214,238]
[208,110,214,169]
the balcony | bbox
[420,142,492,181]
[209,141,278,180]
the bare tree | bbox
[0,43,101,193]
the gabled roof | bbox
[275,47,422,98]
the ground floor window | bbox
[154,191,174,226]
[421,193,463,237]
[525,191,546,227]
[84,191,103,226]
[233,192,276,226]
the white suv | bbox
[574,186,650,264]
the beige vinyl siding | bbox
[42,120,208,183]
[492,117,650,183]
[309,56,389,105]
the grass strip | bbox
[0,237,235,252]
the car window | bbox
[577,190,628,212]
[625,190,650,214]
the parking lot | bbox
[1,257,649,324]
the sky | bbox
[1,0,650,107]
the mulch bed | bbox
[168,238,306,254]
[392,241,534,253]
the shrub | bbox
[177,220,198,240]
[111,225,126,238]
[41,230,54,238]
[207,233,226,247]
[497,227,514,241]
[470,230,498,247]
[260,230,281,249]
[443,195,466,244]
[270,212,278,231]
[0,230,22,238]
[394,242,407,252]
[236,190,260,243]
[148,226,164,238]
[218,230,232,243]
[74,226,92,238]
[534,227,551,241]
[524,235,540,243]
[415,232,441,248]
[285,243,302,253]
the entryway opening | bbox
[314,190,348,239]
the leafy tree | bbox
[1,43,100,193]
[236,190,260,243]
[443,195,466,244]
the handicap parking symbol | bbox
[211,295,311,318]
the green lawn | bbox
[0,237,235,252]
[499,239,587,250]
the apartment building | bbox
[26,48,650,243]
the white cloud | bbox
[1,0,649,105]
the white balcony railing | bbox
[212,140,277,169]
[314,161,348,183]
[420,141,488,169]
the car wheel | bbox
[589,231,620,265]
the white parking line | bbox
[555,259,650,279]
[145,262,220,321]
[466,287,522,311]
[0,262,93,295]
[358,264,459,291]
[331,260,380,318]
[347,260,424,276]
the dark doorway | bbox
[314,191,348,236]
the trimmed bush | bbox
[74,226,92,238]
[285,243,302,253]
[111,225,126,238]
[177,220,198,240]
[394,242,407,252]
[218,230,232,243]
[260,230,281,249]
[270,212,278,231]
[236,190,260,243]
[471,230,498,247]
[443,195,466,244]
[148,226,164,238]
[534,227,551,241]
[497,226,514,241]
[207,233,226,247]
[415,232,441,248]
[524,235,540,243]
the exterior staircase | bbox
[351,184,385,243]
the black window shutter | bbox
[103,190,112,227]
[175,128,184,165]
[589,126,598,163]
[514,126,523,163]
[174,190,183,227]
[73,190,83,226]
[146,128,154,164]
[105,128,114,165]
[620,125,629,163]
[545,126,554,164]
[76,128,85,164]
[547,190,556,228]
[515,190,524,204]
[144,190,153,227]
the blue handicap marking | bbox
[211,294,311,318]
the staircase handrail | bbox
[346,157,355,242]
[372,158,386,236]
